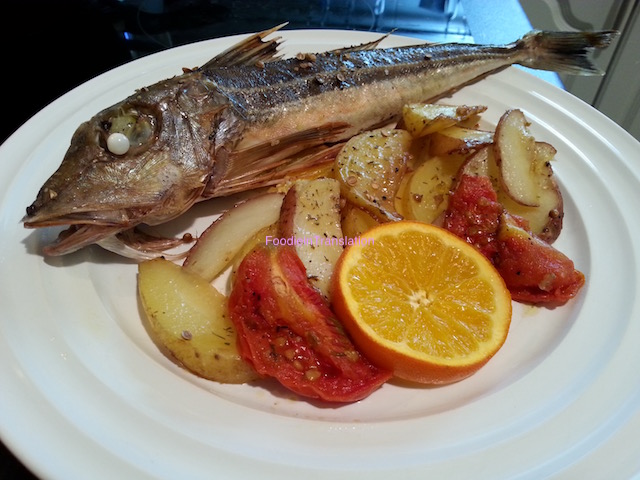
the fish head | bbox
[24,74,224,255]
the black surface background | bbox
[2,1,131,144]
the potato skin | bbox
[458,142,563,244]
[138,258,259,384]
[494,138,564,243]
[278,178,344,299]
[183,192,284,282]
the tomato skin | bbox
[443,174,503,260]
[228,245,391,403]
[445,174,584,305]
[495,214,585,305]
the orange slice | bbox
[331,221,512,384]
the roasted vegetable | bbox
[429,125,493,156]
[336,129,412,221]
[341,203,380,239]
[138,258,258,384]
[278,178,344,299]
[228,245,391,402]
[496,141,564,243]
[494,109,542,207]
[402,103,487,138]
[402,153,467,224]
[183,192,284,281]
[494,212,585,304]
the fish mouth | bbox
[24,210,132,256]
[23,200,139,227]
[39,224,127,256]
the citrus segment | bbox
[331,221,512,384]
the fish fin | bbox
[209,143,344,197]
[97,228,191,260]
[204,122,350,197]
[517,30,619,75]
[427,29,620,102]
[329,31,394,53]
[201,23,288,69]
[228,121,349,167]
[42,225,125,256]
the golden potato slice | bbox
[394,168,413,217]
[457,113,484,129]
[336,128,412,221]
[429,125,493,156]
[278,178,344,299]
[402,103,487,138]
[402,154,467,224]
[341,202,380,239]
[138,258,258,384]
[457,145,494,179]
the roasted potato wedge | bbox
[228,223,278,287]
[429,125,493,156]
[336,128,412,221]
[497,142,563,243]
[402,103,487,138]
[341,202,380,239]
[459,144,563,243]
[458,145,493,179]
[183,192,284,281]
[278,178,344,299]
[138,258,258,384]
[494,109,540,206]
[402,154,467,224]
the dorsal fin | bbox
[327,30,439,55]
[200,23,287,69]
[329,30,394,54]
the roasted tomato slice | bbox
[445,174,584,305]
[495,212,585,305]
[444,173,503,260]
[228,245,391,403]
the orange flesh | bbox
[332,221,512,383]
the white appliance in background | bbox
[519,0,639,140]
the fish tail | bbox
[516,30,619,75]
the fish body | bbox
[24,27,617,256]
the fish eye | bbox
[101,108,156,155]
[106,132,130,155]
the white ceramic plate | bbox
[1,30,640,480]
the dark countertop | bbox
[1,1,539,478]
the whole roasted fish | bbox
[24,25,617,257]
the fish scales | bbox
[207,43,516,120]
[207,40,553,154]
